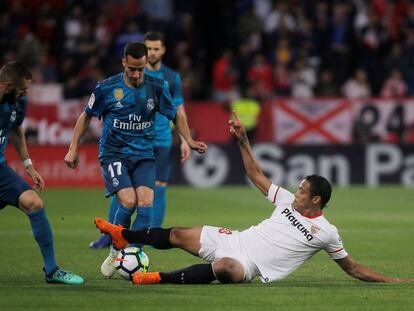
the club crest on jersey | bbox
[112,178,119,187]
[147,98,154,111]
[310,225,320,235]
[88,93,95,109]
[114,88,124,101]
[10,110,16,122]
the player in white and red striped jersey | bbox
[94,112,413,285]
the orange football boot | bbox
[132,272,161,285]
[94,217,128,250]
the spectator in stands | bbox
[212,49,238,103]
[230,85,261,142]
[290,57,316,98]
[357,9,390,94]
[383,44,407,76]
[380,69,408,98]
[315,69,339,97]
[341,69,371,99]
[273,63,291,97]
[114,20,143,57]
[247,53,274,100]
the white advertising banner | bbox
[350,99,414,142]
[272,98,414,144]
[272,99,352,144]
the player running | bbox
[94,112,413,285]
[0,61,84,284]
[89,31,191,249]
[65,42,207,278]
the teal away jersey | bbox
[0,96,28,163]
[145,64,183,147]
[85,73,177,161]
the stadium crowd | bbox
[1,0,414,103]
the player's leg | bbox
[129,159,155,247]
[95,218,202,254]
[18,190,84,284]
[100,160,137,229]
[131,226,246,285]
[132,257,245,285]
[100,160,137,277]
[89,196,117,249]
[152,181,167,227]
[0,164,84,284]
[102,187,137,276]
[151,146,172,227]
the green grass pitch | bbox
[0,186,413,311]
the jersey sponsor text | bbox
[281,208,314,241]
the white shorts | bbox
[198,226,260,282]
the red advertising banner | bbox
[5,145,103,188]
[185,102,232,143]
[22,85,414,144]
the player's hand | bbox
[229,111,246,140]
[64,149,80,169]
[25,166,45,192]
[189,140,208,154]
[180,140,191,162]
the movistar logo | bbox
[281,208,314,241]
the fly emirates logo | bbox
[113,114,152,131]
[281,208,314,241]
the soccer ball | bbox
[114,247,149,280]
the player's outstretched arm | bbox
[335,255,413,283]
[64,111,92,169]
[177,106,191,162]
[11,126,45,191]
[229,111,271,195]
[174,107,207,154]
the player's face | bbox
[293,180,314,209]
[5,78,31,103]
[122,55,147,87]
[144,40,165,67]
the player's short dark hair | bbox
[124,42,148,59]
[0,61,32,85]
[305,175,332,209]
[143,31,165,46]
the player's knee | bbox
[169,227,186,245]
[118,197,137,209]
[23,195,44,213]
[213,258,244,284]
[156,181,167,187]
[137,197,153,207]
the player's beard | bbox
[127,75,142,88]
[3,89,18,104]
[148,57,161,68]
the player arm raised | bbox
[64,111,92,169]
[335,255,413,283]
[229,111,271,195]
[173,106,207,154]
[10,125,44,191]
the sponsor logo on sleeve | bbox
[88,93,95,109]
